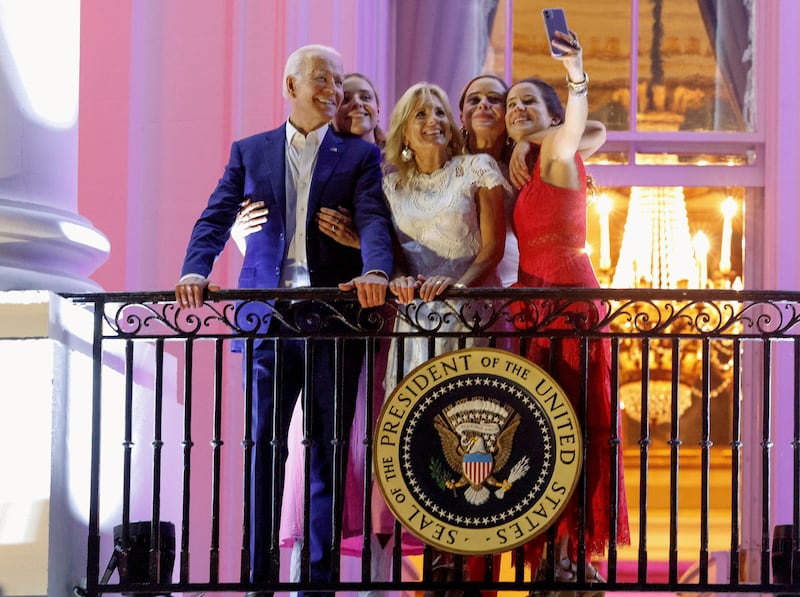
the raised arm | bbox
[508,119,606,188]
[540,30,590,189]
[545,31,588,161]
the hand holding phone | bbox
[542,8,570,57]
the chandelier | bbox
[597,176,740,425]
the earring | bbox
[460,127,470,151]
[401,145,414,162]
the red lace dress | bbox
[512,154,631,564]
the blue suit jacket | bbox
[181,124,394,289]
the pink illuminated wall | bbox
[76,0,394,583]
[78,0,395,292]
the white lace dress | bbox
[382,152,507,398]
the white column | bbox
[0,0,108,292]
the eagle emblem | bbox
[433,398,531,505]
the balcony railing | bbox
[65,287,800,596]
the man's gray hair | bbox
[283,44,342,99]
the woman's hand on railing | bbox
[417,274,455,302]
[388,275,420,305]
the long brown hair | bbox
[458,73,512,166]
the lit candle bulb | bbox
[693,232,710,288]
[596,193,612,270]
[720,196,737,274]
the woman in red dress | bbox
[504,30,631,586]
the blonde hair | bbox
[383,82,464,185]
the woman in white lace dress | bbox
[381,83,507,391]
[375,82,508,588]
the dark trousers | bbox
[248,320,363,595]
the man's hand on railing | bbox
[338,272,389,308]
[175,275,220,309]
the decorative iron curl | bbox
[105,301,182,336]
[455,299,512,332]
[605,299,668,334]
[355,304,395,333]
[604,299,739,336]
[233,297,391,335]
[604,298,800,338]
[91,293,800,339]
[393,300,463,333]
[508,296,610,334]
[735,300,800,335]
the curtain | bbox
[390,0,498,109]
[696,0,755,130]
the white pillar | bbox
[0,0,108,292]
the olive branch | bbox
[429,457,452,490]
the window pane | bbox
[637,0,754,132]
[588,186,745,289]
[500,1,755,133]
[484,0,508,78]
[509,0,632,130]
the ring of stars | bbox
[401,375,554,528]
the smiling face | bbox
[505,81,557,141]
[335,75,379,141]
[286,51,344,132]
[461,77,507,149]
[404,94,451,155]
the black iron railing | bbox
[65,287,800,596]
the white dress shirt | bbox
[280,121,327,288]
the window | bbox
[486,1,761,565]
[486,0,759,291]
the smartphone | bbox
[542,8,570,57]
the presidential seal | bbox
[373,347,582,555]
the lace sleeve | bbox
[465,153,510,192]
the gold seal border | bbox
[374,347,583,555]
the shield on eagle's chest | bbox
[463,452,493,486]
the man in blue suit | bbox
[175,44,394,595]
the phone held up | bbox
[542,8,570,57]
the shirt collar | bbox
[286,121,330,146]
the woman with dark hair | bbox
[457,73,606,289]
[457,74,519,288]
[505,30,630,587]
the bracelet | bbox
[566,72,589,97]
[453,283,467,289]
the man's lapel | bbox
[309,129,343,212]
[265,126,287,223]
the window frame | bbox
[499,0,765,189]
